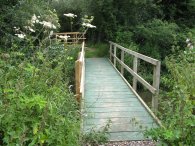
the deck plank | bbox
[83,58,158,141]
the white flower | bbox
[186,38,190,43]
[82,23,96,28]
[49,31,53,36]
[41,21,56,29]
[29,27,35,32]
[187,43,191,48]
[15,34,26,39]
[13,27,20,31]
[31,14,37,24]
[64,13,77,18]
[57,35,70,41]
[24,26,35,32]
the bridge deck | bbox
[83,58,158,141]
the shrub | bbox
[133,19,185,59]
[145,48,195,145]
[0,44,81,145]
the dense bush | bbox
[0,0,59,49]
[0,44,81,145]
[145,48,195,145]
[133,19,185,59]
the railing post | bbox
[75,59,81,102]
[109,43,112,62]
[114,45,116,67]
[152,61,161,113]
[121,50,124,75]
[133,57,138,91]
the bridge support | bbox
[152,61,161,113]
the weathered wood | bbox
[133,57,138,91]
[109,41,161,112]
[75,41,85,102]
[109,41,158,65]
[75,60,81,102]
[110,43,112,61]
[114,45,116,67]
[111,52,156,94]
[152,61,161,113]
[83,58,159,141]
[54,32,85,44]
[109,60,162,127]
[121,50,124,75]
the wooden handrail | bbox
[75,41,85,102]
[109,41,161,113]
[54,32,86,44]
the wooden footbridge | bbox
[55,32,161,141]
[74,41,161,141]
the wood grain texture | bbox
[83,58,158,141]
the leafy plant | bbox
[0,43,81,145]
[81,121,111,146]
[144,48,195,146]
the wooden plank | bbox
[84,117,156,125]
[83,58,159,141]
[84,106,146,113]
[84,123,156,133]
[84,96,138,103]
[108,59,162,126]
[109,132,146,141]
[84,102,142,108]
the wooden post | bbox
[114,45,116,67]
[75,59,81,102]
[152,61,161,113]
[133,57,138,91]
[121,50,124,75]
[109,43,112,61]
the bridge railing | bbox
[75,41,85,102]
[109,41,161,112]
[54,32,86,44]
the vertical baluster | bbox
[133,57,138,91]
[152,61,161,113]
[109,43,112,62]
[114,45,116,67]
[121,50,124,75]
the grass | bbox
[85,43,109,58]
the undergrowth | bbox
[0,44,81,145]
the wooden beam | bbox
[108,59,162,127]
[133,57,138,91]
[121,50,124,75]
[114,45,116,67]
[75,60,81,102]
[111,52,156,94]
[110,43,112,61]
[109,41,158,65]
[152,61,161,113]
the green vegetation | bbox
[145,49,195,145]
[0,0,195,145]
[0,44,80,145]
[85,43,109,58]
